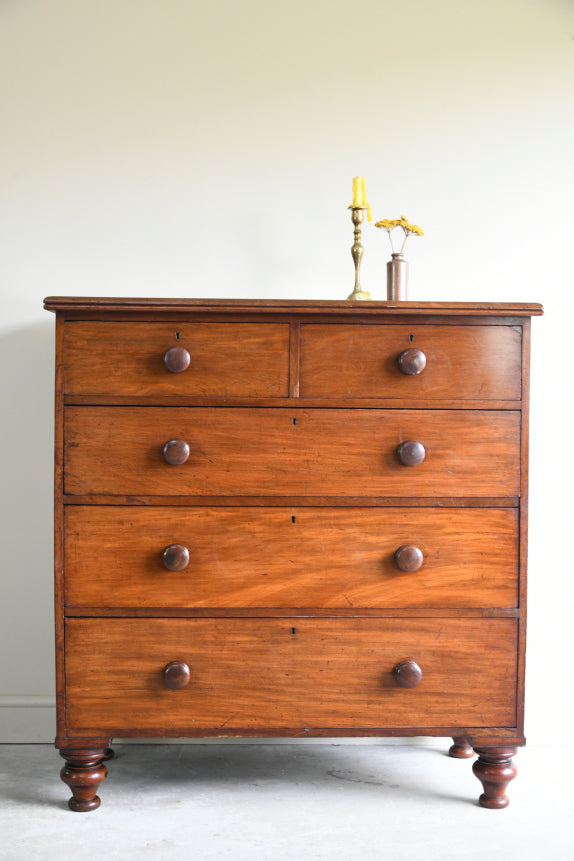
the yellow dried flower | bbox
[375,218,401,230]
[399,215,424,235]
[374,215,424,253]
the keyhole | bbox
[409,333,414,343]
[175,332,180,341]
[291,515,296,524]
[292,417,297,426]
[291,627,296,635]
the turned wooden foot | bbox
[59,747,108,812]
[449,736,474,758]
[472,746,517,809]
[102,747,115,761]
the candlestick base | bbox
[346,288,372,301]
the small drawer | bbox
[63,321,290,397]
[65,617,518,733]
[64,506,519,609]
[300,324,522,400]
[64,407,520,497]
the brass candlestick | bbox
[347,206,371,301]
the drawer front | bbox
[300,324,522,400]
[64,407,520,497]
[63,322,290,397]
[65,618,518,732]
[64,506,519,609]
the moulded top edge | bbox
[43,296,544,316]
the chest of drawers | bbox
[44,296,542,811]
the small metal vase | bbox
[387,253,409,300]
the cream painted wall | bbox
[0,0,572,742]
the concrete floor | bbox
[0,742,571,860]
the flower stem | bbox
[400,228,409,254]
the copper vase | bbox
[387,253,409,300]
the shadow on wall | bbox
[0,321,56,697]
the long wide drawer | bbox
[64,407,520,497]
[300,324,522,400]
[64,618,518,733]
[63,321,290,397]
[64,507,519,609]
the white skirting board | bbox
[0,697,56,743]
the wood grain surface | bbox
[47,299,541,798]
[63,322,290,397]
[300,324,522,400]
[64,506,519,609]
[44,296,544,316]
[63,407,520,497]
[64,617,518,732]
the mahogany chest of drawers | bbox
[44,296,542,811]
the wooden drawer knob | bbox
[397,348,426,375]
[162,439,190,465]
[393,659,423,688]
[163,661,190,690]
[164,347,191,373]
[397,440,426,466]
[394,545,424,572]
[161,544,190,571]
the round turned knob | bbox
[163,661,191,690]
[394,545,424,572]
[162,544,190,571]
[393,659,423,688]
[164,347,191,373]
[397,348,426,375]
[162,439,190,465]
[397,440,426,466]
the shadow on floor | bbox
[0,743,475,810]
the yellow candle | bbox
[351,176,364,207]
[351,176,372,222]
[362,177,372,224]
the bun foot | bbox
[59,748,108,812]
[472,747,517,809]
[68,795,101,813]
[449,737,474,758]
